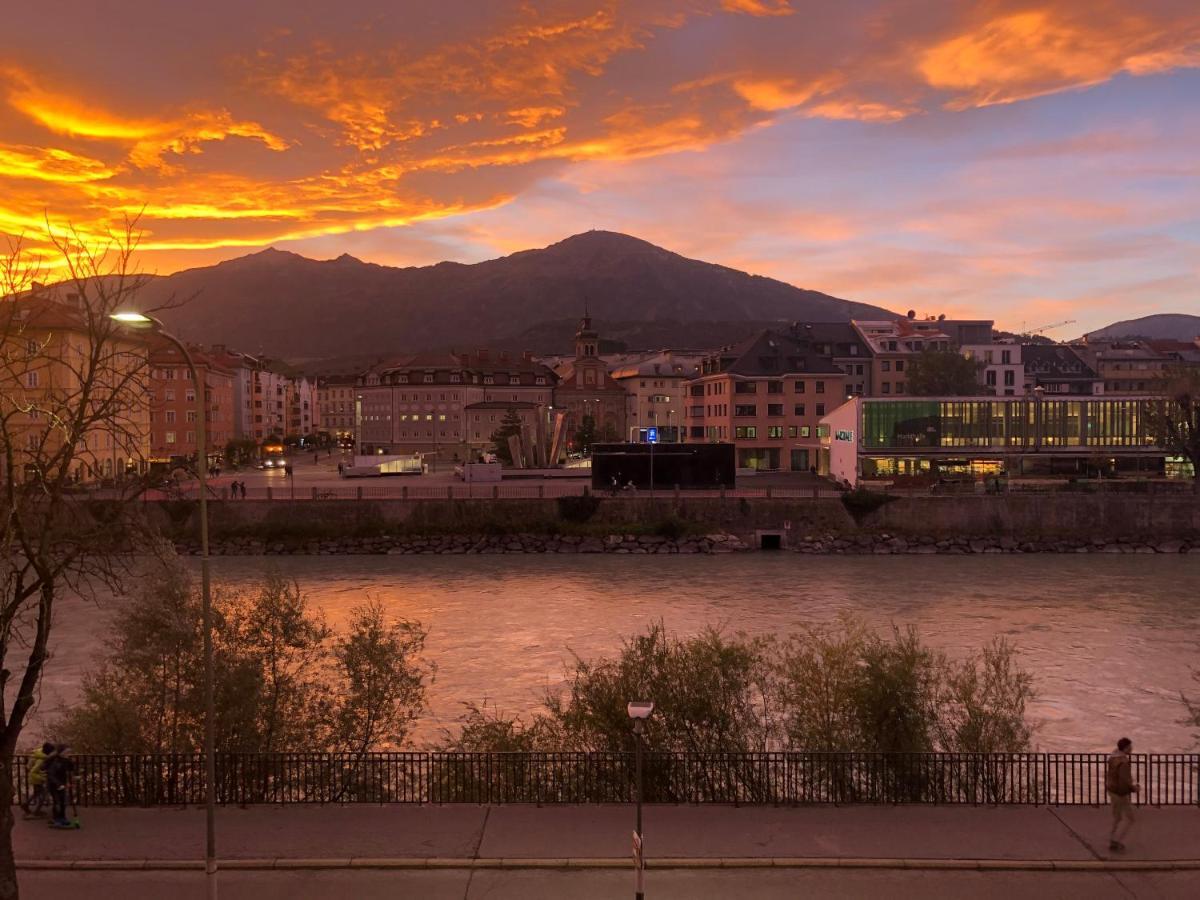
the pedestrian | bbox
[314,452,319,464]
[21,742,53,817]
[337,462,344,475]
[1107,736,1138,852]
[610,474,619,497]
[239,481,247,499]
[45,744,77,829]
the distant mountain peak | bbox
[144,231,896,359]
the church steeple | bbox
[575,304,598,359]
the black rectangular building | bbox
[591,442,736,490]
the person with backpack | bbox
[21,742,53,817]
[1107,737,1138,851]
[44,744,77,829]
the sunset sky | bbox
[2,0,1198,333]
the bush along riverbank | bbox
[174,531,1197,556]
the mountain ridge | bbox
[126,230,897,358]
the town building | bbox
[961,343,1023,396]
[148,340,235,468]
[1075,340,1170,394]
[357,350,557,460]
[1021,344,1103,395]
[317,375,359,443]
[2,293,151,483]
[795,322,873,397]
[822,395,1170,486]
[686,329,846,472]
[552,316,628,447]
[852,318,952,397]
[610,350,705,442]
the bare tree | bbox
[1146,366,1200,492]
[0,220,155,899]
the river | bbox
[39,555,1200,752]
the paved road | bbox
[15,804,1200,863]
[18,867,1200,900]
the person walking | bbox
[239,480,248,499]
[1107,737,1138,852]
[21,742,53,817]
[45,744,77,829]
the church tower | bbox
[575,312,598,360]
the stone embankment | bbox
[178,532,1196,556]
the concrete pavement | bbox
[14,804,1200,866]
[17,867,1200,900]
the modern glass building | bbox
[823,396,1174,483]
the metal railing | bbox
[143,483,846,502]
[13,752,1198,807]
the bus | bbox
[260,441,286,469]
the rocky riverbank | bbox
[177,531,1197,556]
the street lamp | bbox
[111,311,218,900]
[627,700,654,900]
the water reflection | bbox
[47,555,1200,752]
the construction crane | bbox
[1019,319,1076,337]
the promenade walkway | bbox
[13,804,1200,899]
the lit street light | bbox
[627,700,654,900]
[111,311,218,900]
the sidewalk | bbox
[14,805,1200,869]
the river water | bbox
[41,555,1200,752]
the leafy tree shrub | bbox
[57,557,432,754]
[488,408,524,465]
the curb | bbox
[18,857,1200,872]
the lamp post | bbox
[627,701,654,900]
[112,312,218,900]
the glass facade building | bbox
[832,397,1172,482]
[861,398,1157,452]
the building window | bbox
[794,404,806,417]
[734,426,757,439]
[816,381,825,393]
[767,404,784,416]
[881,360,891,372]
[25,371,38,388]
[767,426,784,439]
[734,405,757,417]
[816,403,825,416]
[799,425,811,438]
[767,381,783,394]
[1004,370,1015,387]
[788,426,797,437]
[165,410,176,424]
[895,360,905,373]
[734,382,756,394]
[794,381,806,394]
[165,431,176,444]
[882,383,891,394]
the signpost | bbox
[646,427,657,500]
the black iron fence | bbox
[13,752,1199,807]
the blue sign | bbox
[646,427,658,443]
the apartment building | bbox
[610,350,705,442]
[795,322,873,397]
[317,375,359,441]
[852,318,952,397]
[686,329,845,472]
[1022,345,1103,395]
[962,343,1023,396]
[148,340,235,466]
[357,350,557,459]
[1075,340,1170,394]
[2,294,151,483]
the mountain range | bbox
[133,231,894,360]
[1084,314,1200,341]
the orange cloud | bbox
[4,67,288,171]
[920,8,1200,108]
[722,0,794,16]
[0,0,1197,280]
